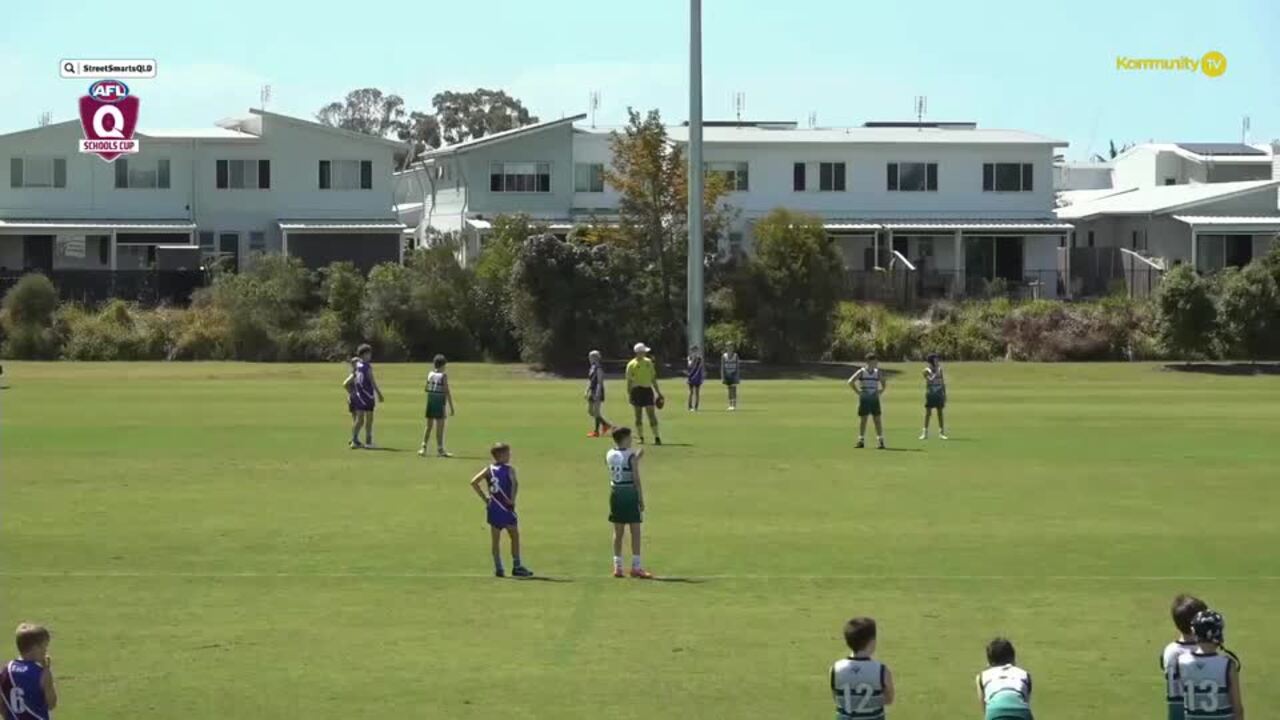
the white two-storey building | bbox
[397,117,1071,299]
[0,109,406,284]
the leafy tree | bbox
[0,273,61,359]
[320,262,365,345]
[1154,265,1218,360]
[403,245,477,359]
[604,108,731,354]
[1217,263,1280,360]
[735,209,844,362]
[399,111,442,156]
[432,89,537,146]
[316,88,407,139]
[473,215,546,360]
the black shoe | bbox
[512,566,534,578]
[877,441,886,450]
[494,568,505,578]
[654,437,663,446]
[855,440,865,449]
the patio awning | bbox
[277,220,406,233]
[1173,215,1280,233]
[0,219,196,232]
[823,221,881,231]
[464,218,492,231]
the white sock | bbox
[613,556,622,568]
[632,555,642,569]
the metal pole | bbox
[687,0,705,353]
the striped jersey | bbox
[426,370,447,397]
[925,364,945,388]
[1,659,49,720]
[855,367,883,397]
[587,364,605,400]
[830,656,888,719]
[977,664,1032,706]
[1174,651,1238,720]
[606,448,636,487]
[1162,640,1199,720]
[721,353,739,377]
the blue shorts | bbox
[487,502,518,529]
[352,396,376,413]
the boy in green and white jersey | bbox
[419,354,455,458]
[976,638,1034,720]
[920,353,948,440]
[607,426,652,579]
[848,353,887,449]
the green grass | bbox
[2,361,1278,719]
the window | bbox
[198,231,216,252]
[216,159,270,189]
[1087,230,1095,248]
[887,162,937,191]
[114,158,170,189]
[9,157,67,189]
[728,232,744,253]
[574,162,605,192]
[707,162,749,191]
[819,162,846,192]
[982,163,1033,192]
[489,162,552,193]
[249,231,266,254]
[318,160,372,190]
[793,162,806,191]
[1163,177,1177,186]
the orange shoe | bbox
[629,568,654,579]
[612,566,625,578]
[602,423,613,433]
[587,431,600,438]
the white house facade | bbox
[0,109,406,280]
[397,118,1071,299]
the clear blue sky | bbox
[3,0,1277,159]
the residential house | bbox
[0,109,406,300]
[397,117,1071,300]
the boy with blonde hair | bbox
[1,623,58,720]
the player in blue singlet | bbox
[1,623,57,720]
[343,343,383,449]
[686,346,705,411]
[469,443,533,578]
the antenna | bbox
[1241,115,1251,144]
[733,91,745,122]
[808,111,817,129]
[260,84,272,109]
[37,111,52,127]
[589,90,601,128]
[914,95,928,129]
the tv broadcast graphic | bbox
[1,2,1276,719]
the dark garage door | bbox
[289,233,400,273]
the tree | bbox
[473,215,546,360]
[736,210,844,362]
[604,108,731,354]
[316,88,407,139]
[399,111,442,157]
[1217,263,1280,360]
[1154,265,1218,360]
[432,89,537,146]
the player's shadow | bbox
[651,576,707,584]
[437,454,486,461]
[363,447,405,453]
[653,442,695,448]
[516,575,572,583]
[878,447,923,453]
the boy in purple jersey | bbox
[343,344,384,449]
[469,443,533,578]
[1,623,57,720]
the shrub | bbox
[705,321,752,358]
[366,320,409,362]
[1155,265,1218,360]
[2,273,59,327]
[404,245,477,360]
[1217,263,1280,360]
[59,300,167,361]
[828,303,924,361]
[320,262,365,345]
[169,305,232,360]
[472,215,544,361]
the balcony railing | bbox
[0,270,208,306]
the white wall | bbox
[459,124,575,218]
[1111,147,1159,189]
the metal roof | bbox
[666,126,1066,146]
[1055,180,1280,220]
[0,219,196,231]
[422,114,588,158]
[822,219,1071,232]
[139,128,258,140]
[1173,215,1280,228]
[1176,143,1266,157]
[277,220,406,232]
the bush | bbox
[403,246,477,360]
[1217,263,1280,360]
[472,215,543,361]
[59,300,169,361]
[320,262,365,345]
[1155,265,1218,360]
[2,273,59,327]
[828,303,924,361]
[169,305,232,360]
[705,321,752,357]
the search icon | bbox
[61,61,77,76]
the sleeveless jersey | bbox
[1175,652,1236,720]
[858,367,882,397]
[687,357,705,384]
[607,448,636,487]
[354,360,376,403]
[1162,640,1199,718]
[925,365,945,388]
[830,656,888,719]
[587,364,604,400]
[722,353,739,377]
[426,370,447,397]
[488,463,515,509]
[977,664,1032,705]
[1,659,49,720]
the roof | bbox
[422,114,588,159]
[822,219,1071,232]
[1055,180,1280,220]
[666,126,1066,146]
[1175,143,1266,157]
[0,219,195,231]
[1173,215,1280,229]
[250,109,409,150]
[1113,143,1273,165]
[277,219,406,232]
[139,127,258,140]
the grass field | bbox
[2,361,1278,719]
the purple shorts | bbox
[487,501,518,529]
[351,396,376,413]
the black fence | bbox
[1068,248,1163,299]
[0,270,208,306]
[841,269,1066,307]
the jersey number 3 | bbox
[1184,680,1221,712]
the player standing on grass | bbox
[830,617,895,720]
[344,344,384,449]
[848,353,887,449]
[686,345,705,411]
[607,427,652,578]
[920,353,948,440]
[1,624,58,720]
[1164,594,1209,720]
[468,443,533,578]
[1174,610,1244,720]
[625,343,663,446]
[586,350,612,437]
[721,344,741,411]
[419,354,455,458]
[976,638,1033,720]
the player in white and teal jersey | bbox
[607,427,652,579]
[976,638,1033,720]
[920,352,948,440]
[418,354,455,458]
[847,353,887,449]
[721,346,741,411]
[830,617,895,720]
[1163,594,1209,720]
[1174,610,1244,720]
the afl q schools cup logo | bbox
[78,79,141,162]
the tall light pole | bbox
[686,0,705,354]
